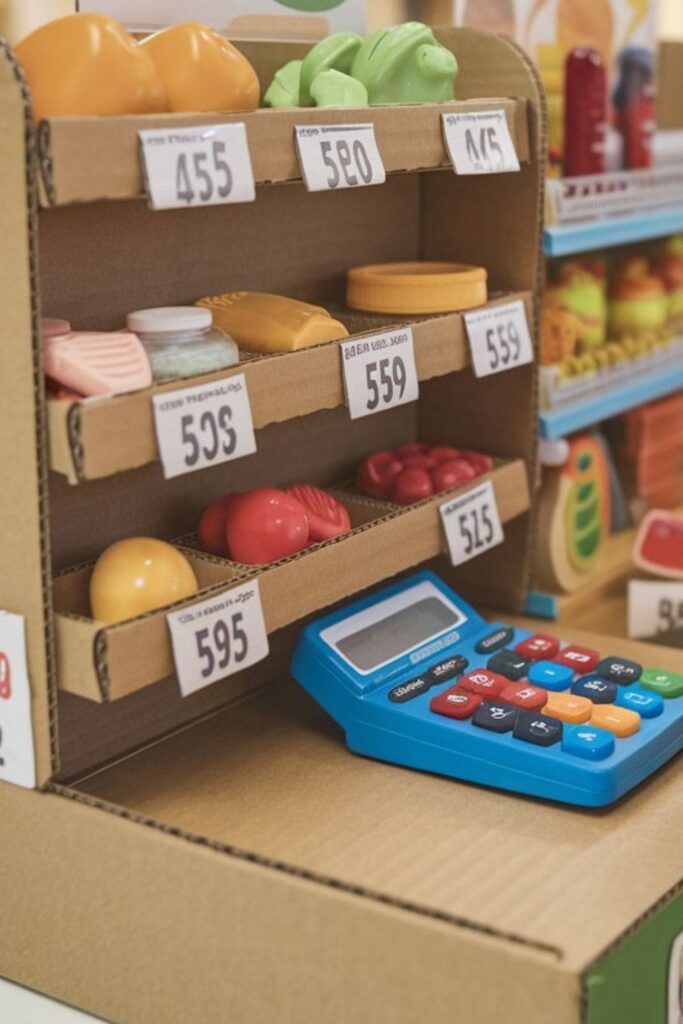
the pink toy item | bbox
[41,319,152,397]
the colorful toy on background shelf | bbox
[126,307,239,383]
[563,47,607,177]
[539,303,580,366]
[633,510,683,580]
[196,292,348,353]
[42,318,152,398]
[139,22,259,114]
[357,444,494,506]
[534,432,612,593]
[346,262,487,315]
[547,260,608,353]
[608,257,668,337]
[90,538,198,624]
[653,236,683,324]
[607,393,683,513]
[612,46,655,169]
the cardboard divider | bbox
[47,291,531,483]
[53,459,529,703]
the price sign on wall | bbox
[628,580,683,639]
[295,124,386,192]
[440,480,504,566]
[139,123,255,210]
[464,299,534,378]
[340,327,419,419]
[442,109,520,175]
[0,612,36,789]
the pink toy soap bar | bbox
[42,319,152,397]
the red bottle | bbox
[613,48,656,170]
[563,47,607,177]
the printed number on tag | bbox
[139,123,255,210]
[295,124,385,192]
[440,480,504,566]
[442,110,520,175]
[152,373,257,479]
[628,581,683,639]
[167,580,269,697]
[341,327,418,419]
[464,300,534,378]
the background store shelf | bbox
[544,204,683,257]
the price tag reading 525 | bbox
[440,480,504,566]
[464,299,534,379]
[341,327,419,419]
[152,373,257,479]
[295,123,386,192]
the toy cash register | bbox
[291,571,683,807]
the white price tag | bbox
[628,580,683,639]
[340,327,419,419]
[0,612,36,789]
[295,123,385,192]
[442,109,520,175]
[139,123,255,210]
[464,300,534,378]
[440,480,504,566]
[167,580,269,697]
[152,373,257,480]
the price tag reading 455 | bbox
[442,109,520,175]
[464,299,534,379]
[440,480,504,566]
[341,327,419,419]
[139,123,255,210]
[152,373,257,479]
[295,123,385,192]
[167,581,269,697]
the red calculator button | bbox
[555,645,600,672]
[500,682,547,711]
[515,634,560,661]
[459,669,507,698]
[430,688,481,720]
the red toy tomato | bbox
[461,451,494,475]
[358,451,403,499]
[429,445,461,462]
[402,453,437,471]
[357,442,494,506]
[198,494,237,556]
[395,442,427,457]
[390,467,434,505]
[287,485,351,542]
[226,488,310,565]
[431,459,477,493]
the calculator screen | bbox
[336,596,461,673]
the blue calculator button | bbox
[571,675,618,704]
[487,650,531,681]
[472,701,517,733]
[427,654,468,686]
[528,660,574,691]
[513,710,563,747]
[594,657,642,686]
[562,725,615,761]
[475,627,514,655]
[388,676,431,703]
[616,687,664,719]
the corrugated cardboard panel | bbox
[657,41,683,131]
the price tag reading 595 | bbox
[152,373,257,479]
[440,480,504,566]
[295,124,386,192]
[464,299,534,379]
[341,327,419,419]
[167,581,269,697]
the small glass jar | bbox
[126,307,239,383]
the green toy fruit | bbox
[264,59,302,108]
[299,32,362,106]
[309,69,368,107]
[351,22,457,106]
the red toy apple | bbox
[431,459,477,493]
[390,467,434,505]
[287,485,351,542]
[358,450,403,499]
[198,494,237,556]
[226,488,310,565]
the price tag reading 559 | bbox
[139,123,255,210]
[341,327,419,419]
[295,123,385,192]
[152,373,257,479]
[440,480,504,566]
[464,299,534,379]
[167,581,269,697]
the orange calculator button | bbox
[543,692,593,724]
[590,705,641,738]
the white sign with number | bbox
[0,612,36,789]
[464,299,534,378]
[340,327,419,419]
[628,580,683,639]
[167,580,269,697]
[295,123,386,192]
[139,123,255,210]
[440,480,504,566]
[442,109,520,175]
[152,373,257,479]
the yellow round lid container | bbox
[346,262,488,315]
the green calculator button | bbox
[640,668,683,699]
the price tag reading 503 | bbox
[167,581,269,697]
[341,327,419,419]
[152,373,257,479]
[295,124,386,192]
[464,299,534,379]
[440,480,504,566]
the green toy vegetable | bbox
[351,22,457,105]
[299,32,362,106]
[263,59,303,108]
[309,69,368,108]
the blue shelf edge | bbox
[538,362,683,440]
[544,205,683,256]
[524,590,559,620]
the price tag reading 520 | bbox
[464,299,534,379]
[139,123,256,210]
[440,480,504,566]
[152,373,257,479]
[295,124,386,192]
[341,327,419,419]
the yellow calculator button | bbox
[590,705,641,738]
[542,692,592,724]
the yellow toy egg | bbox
[90,537,198,624]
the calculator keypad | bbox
[528,661,574,691]
[594,657,641,686]
[459,670,507,698]
[515,634,560,661]
[486,650,531,681]
[513,711,562,747]
[474,627,514,655]
[640,668,683,699]
[570,675,618,704]
[472,701,517,733]
[430,688,481,720]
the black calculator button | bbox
[388,676,431,703]
[594,657,642,686]
[513,710,563,747]
[472,701,517,733]
[487,650,531,681]
[475,627,514,655]
[427,655,468,686]
[570,675,618,704]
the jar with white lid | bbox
[126,306,239,382]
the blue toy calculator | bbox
[291,571,683,807]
